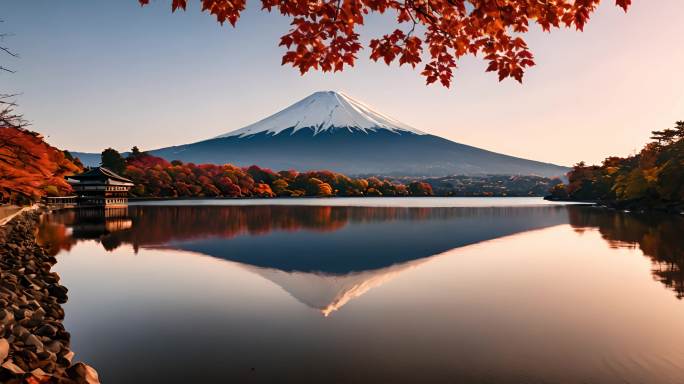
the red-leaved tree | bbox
[140,0,631,87]
[0,126,82,204]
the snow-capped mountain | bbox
[216,91,425,138]
[74,90,568,177]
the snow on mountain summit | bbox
[216,91,425,138]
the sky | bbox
[2,0,683,166]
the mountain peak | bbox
[216,91,425,138]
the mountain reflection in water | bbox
[38,205,684,315]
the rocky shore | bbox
[0,209,100,383]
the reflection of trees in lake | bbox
[37,210,76,255]
[38,208,132,254]
[568,207,684,299]
[38,204,684,314]
[39,205,568,255]
[39,204,569,315]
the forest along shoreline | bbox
[0,208,100,384]
[544,195,684,215]
[545,122,684,214]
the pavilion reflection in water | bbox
[70,207,132,239]
[39,207,134,254]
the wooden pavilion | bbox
[67,167,134,207]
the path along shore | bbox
[1,207,100,384]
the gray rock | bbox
[25,333,44,351]
[35,324,58,337]
[12,325,28,339]
[44,340,63,354]
[31,307,46,322]
[47,284,68,303]
[0,209,100,382]
[0,309,14,325]
[62,351,75,362]
[67,362,101,384]
[14,308,31,321]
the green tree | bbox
[129,146,147,160]
[101,148,126,174]
[408,181,433,196]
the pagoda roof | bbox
[68,167,134,185]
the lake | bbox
[37,197,684,383]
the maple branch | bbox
[401,1,418,39]
[333,0,342,22]
[328,0,343,49]
[145,0,631,87]
[406,0,454,41]
[410,3,438,25]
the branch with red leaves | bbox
[143,0,631,87]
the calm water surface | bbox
[37,198,684,383]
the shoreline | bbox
[128,195,550,202]
[544,196,684,215]
[0,208,100,383]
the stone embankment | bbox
[0,209,100,383]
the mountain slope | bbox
[151,127,567,176]
[75,91,569,177]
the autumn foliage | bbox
[549,121,684,209]
[0,126,82,204]
[123,151,424,198]
[141,0,631,86]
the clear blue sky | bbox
[2,0,683,165]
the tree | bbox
[271,179,290,196]
[0,95,25,132]
[651,129,678,145]
[63,150,83,168]
[0,127,82,204]
[101,147,126,174]
[408,181,433,196]
[141,0,631,87]
[556,120,684,206]
[317,182,334,196]
[254,183,276,197]
[129,145,148,160]
[651,122,684,146]
[676,121,684,138]
[0,23,85,204]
